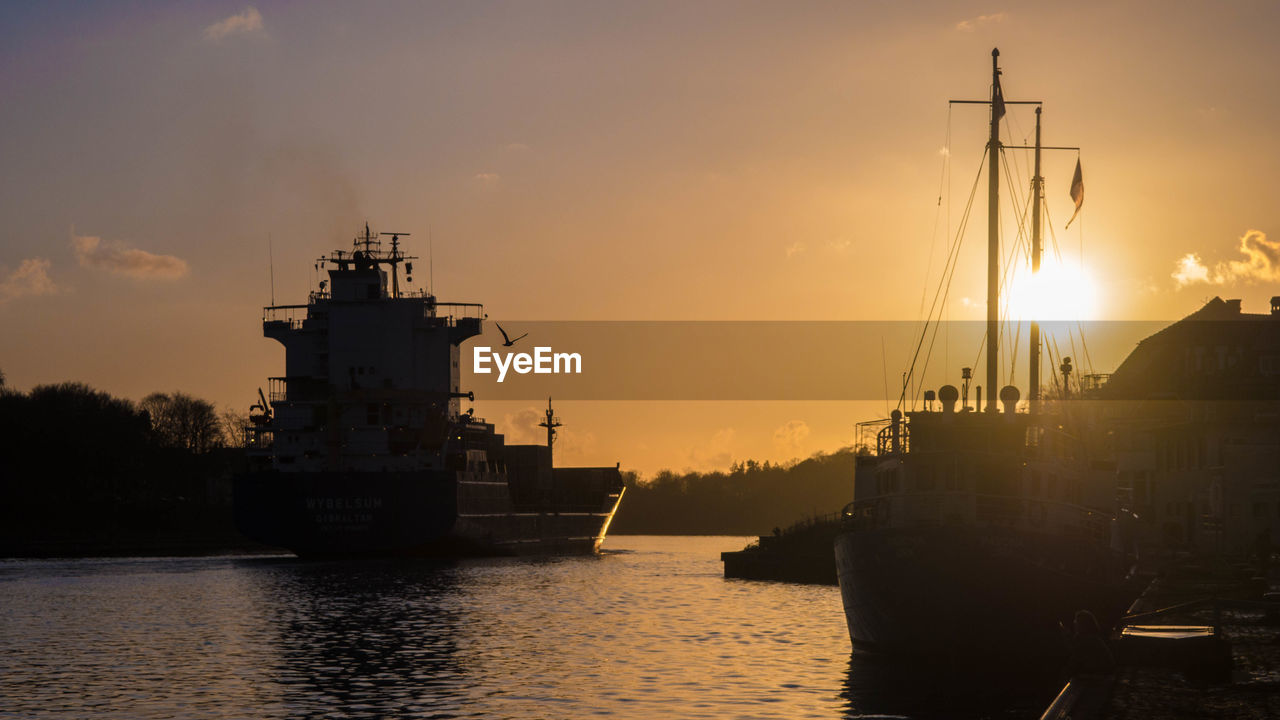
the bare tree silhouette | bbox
[141,392,223,453]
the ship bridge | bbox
[247,225,486,473]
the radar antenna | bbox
[538,397,562,456]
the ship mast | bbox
[539,397,561,457]
[1029,107,1043,414]
[985,48,1001,412]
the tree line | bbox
[609,448,861,536]
[0,370,860,551]
[0,379,256,557]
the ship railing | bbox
[262,304,309,330]
[267,377,287,403]
[856,419,891,454]
[423,301,484,322]
[875,422,910,455]
[243,426,273,454]
[776,510,844,536]
[1081,373,1112,396]
[844,490,1112,539]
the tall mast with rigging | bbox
[947,51,1069,414]
[1030,107,1044,414]
[985,48,1002,412]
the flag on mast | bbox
[992,76,1006,122]
[1065,159,1084,228]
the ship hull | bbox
[233,470,623,558]
[834,525,1131,660]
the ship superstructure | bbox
[234,225,624,556]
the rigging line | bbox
[882,338,890,418]
[999,149,1034,275]
[900,146,987,410]
[912,148,985,402]
[968,141,1035,397]
[1073,152,1095,376]
[1043,199,1096,375]
[1010,315,1023,383]
[919,107,953,319]
[908,174,979,411]
[997,150,1034,384]
[1077,325,1096,376]
[916,131,1023,407]
[1049,335,1066,399]
[945,106,953,376]
[999,189,1034,385]
[1068,330,1082,389]
[1001,199,1034,381]
[946,105,953,300]
[1003,111,1029,210]
[1044,190,1070,267]
[906,144,983,365]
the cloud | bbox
[955,12,1007,32]
[501,407,544,444]
[203,7,265,42]
[1172,253,1213,286]
[474,172,501,184]
[772,420,811,456]
[0,258,58,303]
[1172,229,1280,287]
[1229,229,1280,280]
[556,428,597,459]
[684,427,736,471]
[499,405,595,460]
[72,233,189,280]
[825,238,852,253]
[785,242,805,259]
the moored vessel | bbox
[835,50,1135,659]
[233,225,624,557]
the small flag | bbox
[1065,159,1084,229]
[992,76,1006,122]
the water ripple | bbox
[0,537,1052,718]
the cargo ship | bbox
[834,50,1136,659]
[233,225,624,557]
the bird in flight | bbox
[496,323,528,347]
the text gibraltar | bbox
[473,346,583,382]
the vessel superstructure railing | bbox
[263,304,309,328]
[261,298,485,325]
[841,490,1112,541]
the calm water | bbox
[0,536,1056,719]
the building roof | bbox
[1102,297,1280,402]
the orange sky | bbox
[2,2,1279,474]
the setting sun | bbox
[1006,256,1100,321]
